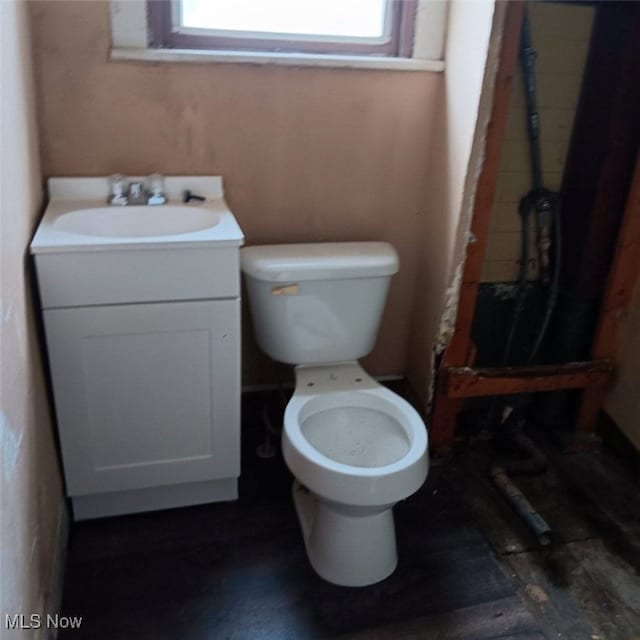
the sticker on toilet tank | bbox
[271,284,299,296]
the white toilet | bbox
[241,242,429,587]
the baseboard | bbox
[72,478,238,520]
[41,500,70,640]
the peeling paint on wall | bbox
[406,0,499,412]
[434,3,507,368]
[436,262,464,354]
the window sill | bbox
[110,47,445,72]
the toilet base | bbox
[292,480,398,587]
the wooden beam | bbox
[431,2,525,451]
[577,149,640,433]
[447,360,612,399]
[430,1,640,448]
[444,1,526,367]
[590,152,640,359]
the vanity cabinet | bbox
[43,299,240,519]
[31,176,245,520]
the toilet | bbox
[241,242,429,587]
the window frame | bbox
[109,0,448,72]
[147,0,417,58]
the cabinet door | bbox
[44,299,240,496]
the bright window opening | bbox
[149,0,416,57]
[179,0,389,40]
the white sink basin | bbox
[30,176,245,309]
[53,205,219,238]
[30,176,244,253]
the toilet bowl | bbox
[283,363,428,586]
[241,241,429,586]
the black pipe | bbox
[486,10,563,552]
[502,11,563,367]
[490,464,552,546]
[520,14,543,192]
[501,196,531,366]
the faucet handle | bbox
[108,174,127,206]
[183,189,206,204]
[147,173,167,205]
[149,173,164,195]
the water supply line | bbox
[502,12,563,367]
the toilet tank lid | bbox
[241,242,399,282]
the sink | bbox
[31,176,244,253]
[53,205,219,238]
[30,176,245,308]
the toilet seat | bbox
[283,362,428,507]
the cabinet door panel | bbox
[44,300,240,496]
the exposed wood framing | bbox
[430,1,640,452]
[576,151,640,433]
[447,360,612,400]
[443,2,525,367]
[430,1,525,450]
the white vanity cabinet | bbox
[31,176,244,520]
[43,298,240,519]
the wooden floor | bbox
[59,392,639,640]
[454,429,640,640]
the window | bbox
[109,0,447,71]
[149,0,416,57]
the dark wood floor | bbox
[59,391,639,640]
[455,430,640,640]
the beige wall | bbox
[0,0,65,632]
[407,0,498,406]
[29,0,442,385]
[606,283,640,451]
[482,2,594,282]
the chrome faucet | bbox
[107,174,167,206]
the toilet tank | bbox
[241,242,399,365]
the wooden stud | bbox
[431,1,640,450]
[591,152,640,358]
[577,150,640,433]
[443,2,526,368]
[431,2,525,450]
[447,360,612,400]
